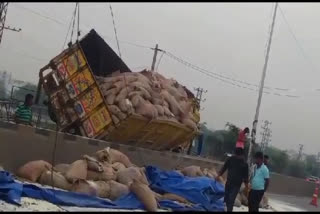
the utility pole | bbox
[260,120,272,152]
[297,144,304,161]
[0,3,21,46]
[248,2,278,167]
[151,44,159,71]
[194,87,207,111]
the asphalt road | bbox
[267,193,320,212]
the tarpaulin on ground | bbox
[0,166,224,211]
[145,165,225,211]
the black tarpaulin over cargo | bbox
[79,29,132,76]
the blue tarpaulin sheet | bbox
[0,166,224,211]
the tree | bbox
[0,78,7,99]
[265,146,289,174]
[286,159,306,178]
[305,155,320,177]
[12,83,47,105]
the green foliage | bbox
[264,146,289,174]
[199,122,319,179]
[286,159,306,178]
[304,155,320,177]
[201,122,243,161]
[12,83,47,105]
[0,79,7,99]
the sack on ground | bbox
[108,180,130,201]
[65,160,88,183]
[111,162,126,172]
[94,181,110,198]
[39,170,71,190]
[116,167,148,186]
[181,165,204,177]
[87,165,116,181]
[54,164,70,174]
[129,179,158,212]
[16,160,52,182]
[71,179,98,197]
[95,147,133,168]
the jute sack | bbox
[108,180,130,201]
[54,164,70,174]
[38,170,71,190]
[160,90,183,117]
[154,105,164,116]
[65,160,88,183]
[181,118,197,131]
[129,179,158,212]
[240,192,248,206]
[161,193,190,204]
[116,167,148,186]
[71,179,98,197]
[87,165,116,181]
[114,87,129,104]
[106,93,116,105]
[83,155,104,172]
[111,162,126,172]
[181,166,204,177]
[16,160,52,182]
[259,195,269,208]
[135,102,157,120]
[95,147,133,168]
[93,181,111,198]
[234,197,242,207]
[130,95,144,108]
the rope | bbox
[77,2,80,41]
[61,8,75,50]
[69,3,78,46]
[109,4,122,58]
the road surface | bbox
[267,193,319,212]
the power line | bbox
[278,4,319,73]
[164,50,300,98]
[14,4,65,26]
[11,3,320,97]
[164,50,294,93]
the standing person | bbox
[236,127,250,149]
[216,148,249,212]
[14,94,34,126]
[248,151,270,212]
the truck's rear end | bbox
[36,29,199,151]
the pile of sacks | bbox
[15,147,197,211]
[15,148,268,211]
[95,70,198,131]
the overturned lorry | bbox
[34,29,201,151]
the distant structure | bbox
[0,2,21,46]
[260,120,272,152]
[0,3,9,45]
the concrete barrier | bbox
[0,121,316,197]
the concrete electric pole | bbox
[260,120,272,152]
[151,44,159,71]
[248,2,278,167]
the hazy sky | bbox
[1,3,320,154]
